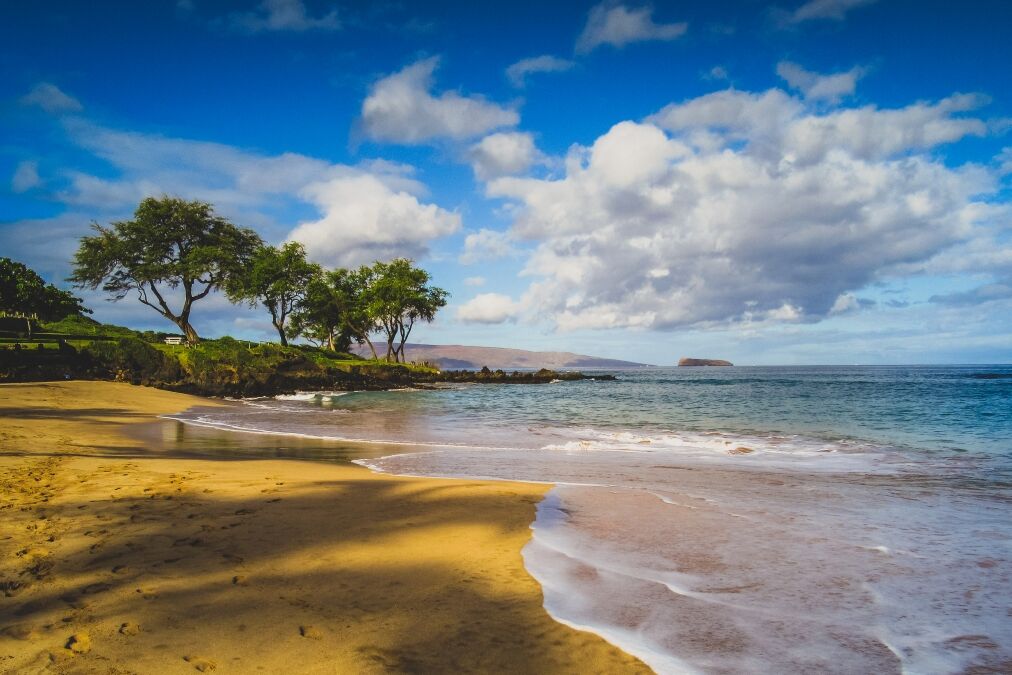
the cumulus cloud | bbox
[457,293,522,324]
[486,88,1000,332]
[780,0,877,25]
[458,228,518,265]
[463,276,486,287]
[468,132,540,180]
[576,3,687,54]
[506,55,574,88]
[230,0,339,32]
[288,175,461,267]
[649,89,988,165]
[1,118,458,279]
[360,57,519,144]
[20,82,82,114]
[776,61,865,103]
[11,161,41,193]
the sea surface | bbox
[167,366,1012,674]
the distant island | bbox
[678,358,733,367]
[353,343,652,370]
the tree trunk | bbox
[180,321,200,345]
[363,335,378,359]
[275,322,288,346]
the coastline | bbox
[0,381,647,673]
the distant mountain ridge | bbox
[351,343,651,370]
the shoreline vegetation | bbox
[0,380,648,672]
[1,197,617,396]
[0,315,613,397]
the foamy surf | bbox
[156,368,1012,673]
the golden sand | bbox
[0,381,647,673]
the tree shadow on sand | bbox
[1,464,645,673]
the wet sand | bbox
[0,381,647,673]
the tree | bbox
[0,257,89,334]
[225,242,320,346]
[289,266,379,355]
[70,197,262,344]
[366,258,448,362]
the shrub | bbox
[83,338,181,382]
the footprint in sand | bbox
[65,632,91,654]
[183,655,217,671]
[299,625,323,639]
[119,622,140,636]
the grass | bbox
[0,315,439,395]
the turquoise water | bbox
[171,365,1012,674]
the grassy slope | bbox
[0,315,437,395]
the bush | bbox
[83,338,181,382]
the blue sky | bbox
[2,0,1011,364]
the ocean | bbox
[166,365,1012,674]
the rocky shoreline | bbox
[1,347,614,398]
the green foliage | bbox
[83,337,181,381]
[224,242,320,346]
[41,314,140,338]
[69,196,263,343]
[366,258,448,362]
[0,257,89,320]
[289,266,377,353]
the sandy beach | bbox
[0,381,646,673]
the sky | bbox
[2,0,1011,365]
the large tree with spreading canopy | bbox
[70,196,261,344]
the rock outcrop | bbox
[678,358,733,367]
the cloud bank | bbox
[487,87,1001,331]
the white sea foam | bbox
[274,391,353,401]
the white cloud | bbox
[781,0,877,24]
[11,161,41,193]
[649,89,988,165]
[458,228,518,265]
[463,276,486,287]
[576,3,687,54]
[20,82,82,114]
[288,174,461,267]
[230,0,339,32]
[2,118,459,277]
[468,132,540,180]
[998,147,1012,175]
[506,55,575,88]
[457,293,522,324]
[360,57,519,144]
[776,61,865,103]
[829,293,860,314]
[486,88,1000,332]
